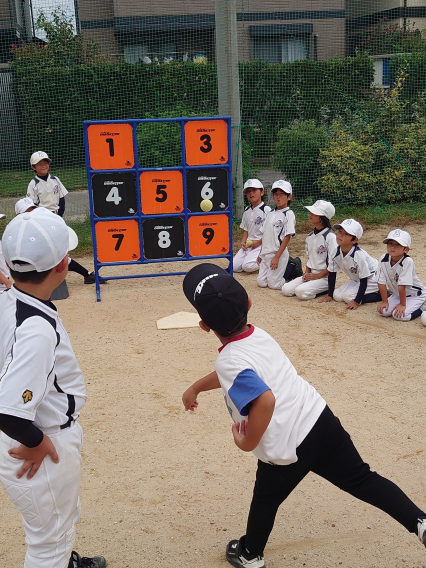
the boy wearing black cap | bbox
[182,263,426,568]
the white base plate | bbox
[156,311,200,330]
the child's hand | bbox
[318,295,333,303]
[346,301,359,310]
[393,304,406,319]
[251,239,261,250]
[241,242,248,251]
[270,255,280,270]
[182,386,199,411]
[302,273,316,282]
[257,256,262,265]
[377,301,388,314]
[232,420,247,449]
[9,435,59,480]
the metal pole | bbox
[215,0,244,220]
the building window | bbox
[250,24,313,63]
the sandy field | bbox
[1,223,426,568]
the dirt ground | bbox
[1,223,426,568]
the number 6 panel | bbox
[188,214,230,257]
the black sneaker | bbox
[70,551,107,568]
[417,517,426,547]
[226,539,264,567]
[84,272,106,285]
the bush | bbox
[272,120,330,199]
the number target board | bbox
[84,116,233,300]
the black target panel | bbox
[92,173,137,217]
[142,217,185,260]
[186,168,229,212]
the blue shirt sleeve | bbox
[228,369,270,416]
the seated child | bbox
[233,179,271,273]
[377,229,426,322]
[0,213,11,293]
[318,218,381,309]
[181,262,426,568]
[282,199,336,300]
[257,180,295,290]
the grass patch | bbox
[0,166,87,198]
[68,218,94,257]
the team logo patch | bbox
[395,273,399,282]
[22,390,33,403]
[254,215,263,225]
[350,265,358,274]
[273,219,283,228]
[317,245,326,255]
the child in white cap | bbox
[0,212,11,293]
[27,151,68,216]
[233,179,271,273]
[318,218,381,309]
[256,180,295,290]
[282,200,336,300]
[377,229,426,321]
[0,207,106,568]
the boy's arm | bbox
[58,196,65,217]
[271,234,291,269]
[393,285,407,318]
[346,277,368,310]
[377,283,389,314]
[240,230,249,251]
[232,390,276,452]
[182,370,221,411]
[0,271,12,288]
[318,271,336,302]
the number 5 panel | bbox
[140,171,184,215]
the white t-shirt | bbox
[215,325,326,465]
[378,253,426,297]
[27,174,68,213]
[240,202,271,240]
[328,245,378,282]
[0,241,10,292]
[305,228,337,273]
[0,286,86,431]
[259,207,296,257]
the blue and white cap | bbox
[333,218,363,239]
[383,229,411,247]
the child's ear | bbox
[404,247,410,253]
[248,298,252,311]
[199,321,211,333]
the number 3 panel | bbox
[95,220,141,263]
[142,217,185,260]
[184,120,228,166]
[188,214,230,257]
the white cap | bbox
[333,218,363,239]
[243,179,263,192]
[0,213,5,220]
[272,180,292,194]
[30,151,51,166]
[15,197,37,215]
[2,207,78,272]
[383,229,411,247]
[304,200,335,219]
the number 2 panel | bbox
[95,220,140,263]
[142,217,185,260]
[188,214,229,257]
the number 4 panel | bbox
[92,173,137,217]
[188,214,230,257]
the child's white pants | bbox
[233,247,260,273]
[257,250,289,290]
[379,291,426,321]
[0,422,83,568]
[282,275,328,300]
[333,278,378,303]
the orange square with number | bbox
[185,120,228,166]
[140,171,183,214]
[88,123,135,170]
[188,214,230,257]
[95,220,140,263]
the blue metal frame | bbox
[83,116,233,301]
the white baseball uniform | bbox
[0,241,10,293]
[378,253,426,321]
[282,228,337,300]
[27,174,68,214]
[0,286,86,568]
[233,202,271,273]
[257,207,296,290]
[328,244,379,303]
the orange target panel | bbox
[95,220,140,263]
[87,123,134,170]
[188,214,230,257]
[140,170,183,214]
[185,120,228,166]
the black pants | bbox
[244,405,424,555]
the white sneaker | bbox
[417,518,426,547]
[226,540,264,568]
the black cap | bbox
[183,263,249,336]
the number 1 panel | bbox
[140,171,183,215]
[184,120,228,166]
[188,214,230,257]
[87,123,134,170]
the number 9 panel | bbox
[188,214,229,257]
